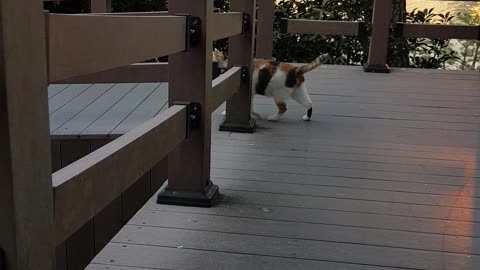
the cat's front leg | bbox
[267,101,287,121]
[251,111,262,120]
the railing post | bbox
[219,0,257,133]
[256,0,274,59]
[91,0,111,13]
[363,0,392,73]
[0,0,55,269]
[157,0,219,207]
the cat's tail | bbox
[297,54,329,74]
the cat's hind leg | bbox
[267,101,287,121]
[291,84,313,121]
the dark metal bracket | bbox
[173,101,201,138]
[242,13,251,33]
[240,66,249,82]
[173,14,201,51]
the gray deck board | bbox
[210,168,477,196]
[80,83,160,139]
[49,84,114,133]
[46,66,480,270]
[143,202,479,238]
[107,226,479,270]
[88,243,405,270]
[111,83,168,136]
[126,210,478,255]
[52,83,137,138]
[49,84,92,114]
[48,84,71,99]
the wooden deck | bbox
[50,65,480,270]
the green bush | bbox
[274,0,371,64]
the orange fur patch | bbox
[253,59,269,70]
[254,59,278,76]
[276,102,287,114]
[278,63,295,73]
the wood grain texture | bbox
[211,12,243,41]
[48,14,186,81]
[0,0,55,268]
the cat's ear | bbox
[214,48,220,54]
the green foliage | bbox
[112,0,167,12]
[43,0,90,13]
[273,0,372,65]
[405,8,458,69]
[454,7,480,71]
[273,1,458,69]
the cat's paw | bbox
[303,115,311,121]
[251,112,262,120]
[221,110,226,116]
[268,115,280,121]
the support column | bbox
[363,0,393,73]
[0,0,54,269]
[157,0,219,207]
[219,0,257,133]
[256,0,274,59]
[91,0,111,13]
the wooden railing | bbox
[1,0,255,269]
[46,14,187,82]
[53,105,187,244]
[1,0,479,269]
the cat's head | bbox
[212,48,228,69]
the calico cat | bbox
[213,49,326,121]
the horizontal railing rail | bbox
[52,62,169,83]
[208,66,243,113]
[395,23,480,40]
[46,13,188,82]
[280,19,366,37]
[52,105,188,244]
[211,12,245,40]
